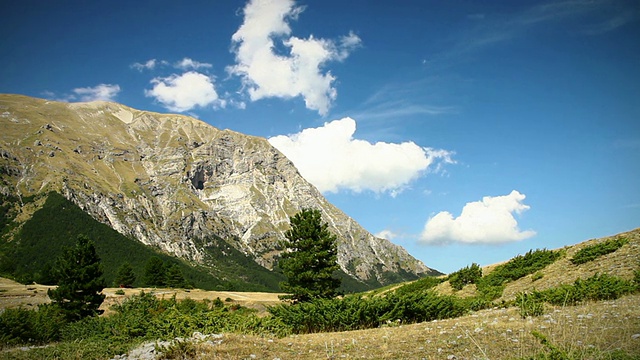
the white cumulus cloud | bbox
[268,117,454,194]
[72,84,121,101]
[228,0,361,115]
[420,190,536,244]
[145,71,223,112]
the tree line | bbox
[42,207,341,323]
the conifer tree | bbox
[165,264,186,288]
[114,262,136,288]
[144,256,166,287]
[47,235,106,321]
[279,208,341,303]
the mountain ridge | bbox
[0,94,439,289]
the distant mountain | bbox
[0,94,440,291]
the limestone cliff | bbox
[0,94,438,287]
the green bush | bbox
[0,304,67,346]
[477,249,561,300]
[534,273,637,306]
[268,290,466,334]
[448,263,482,291]
[393,276,443,296]
[570,237,628,265]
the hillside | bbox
[433,227,640,302]
[0,94,438,290]
[1,228,638,359]
[0,192,284,291]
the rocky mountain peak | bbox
[0,94,439,287]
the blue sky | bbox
[2,0,639,273]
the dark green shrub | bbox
[477,249,561,300]
[571,237,629,265]
[448,263,482,291]
[535,273,636,306]
[212,297,224,308]
[0,304,67,346]
[268,290,467,334]
[60,315,111,342]
[393,276,443,296]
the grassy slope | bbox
[201,228,640,359]
[201,294,640,359]
[431,227,640,302]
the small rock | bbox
[632,334,640,340]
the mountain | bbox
[0,94,439,290]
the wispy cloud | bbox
[131,57,213,72]
[44,84,121,102]
[613,138,640,149]
[436,0,638,64]
[346,79,457,124]
[582,9,639,35]
[73,84,121,102]
[131,59,160,71]
[174,58,213,71]
[354,99,455,121]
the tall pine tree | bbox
[47,235,106,321]
[165,264,186,288]
[144,256,166,287]
[114,262,136,288]
[279,208,341,303]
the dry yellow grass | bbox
[100,287,283,314]
[185,293,640,359]
[0,277,53,310]
[0,278,283,314]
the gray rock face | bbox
[0,94,437,286]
